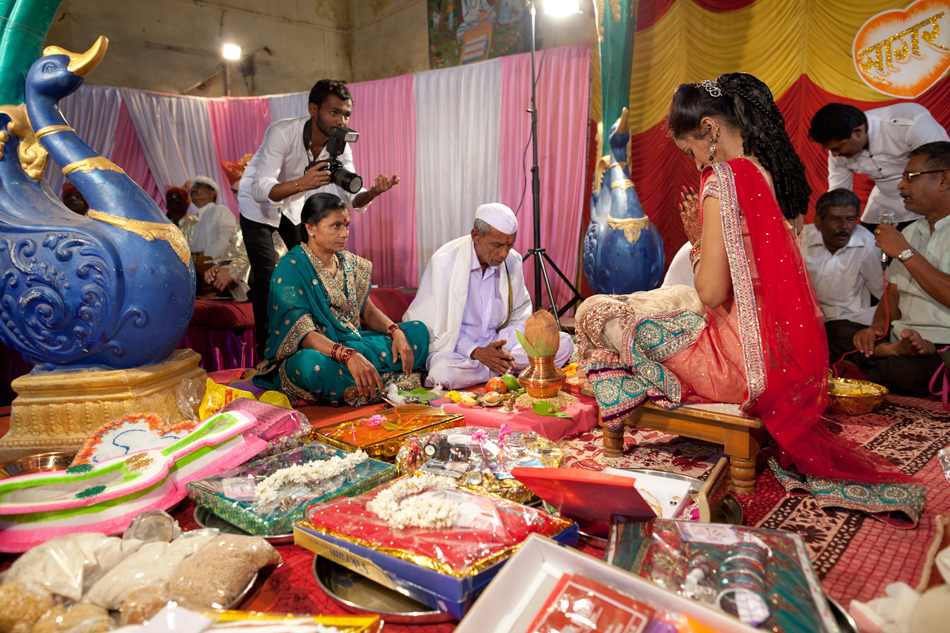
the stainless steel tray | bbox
[193,504,295,545]
[312,555,453,624]
[0,451,75,479]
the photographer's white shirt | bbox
[827,103,949,224]
[237,115,367,227]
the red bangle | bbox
[387,323,402,339]
[330,343,342,362]
[340,347,357,364]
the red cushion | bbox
[189,299,256,330]
[368,287,409,323]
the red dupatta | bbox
[708,159,912,484]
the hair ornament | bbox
[701,79,722,98]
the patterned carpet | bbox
[557,394,950,606]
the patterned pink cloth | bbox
[441,394,599,441]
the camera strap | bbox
[302,118,315,163]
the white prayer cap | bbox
[190,175,221,201]
[475,203,518,235]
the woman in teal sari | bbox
[253,193,429,405]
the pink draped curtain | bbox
[110,101,163,208]
[206,97,272,213]
[347,74,418,289]
[499,42,590,311]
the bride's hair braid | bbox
[717,73,810,220]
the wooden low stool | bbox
[602,401,768,495]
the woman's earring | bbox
[708,140,716,162]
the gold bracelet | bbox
[294,180,300,191]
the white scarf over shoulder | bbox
[404,235,532,354]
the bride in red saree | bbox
[577,74,910,484]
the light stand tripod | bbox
[521,1,583,329]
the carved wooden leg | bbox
[603,426,625,457]
[729,456,757,495]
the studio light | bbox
[543,0,580,15]
[221,43,242,60]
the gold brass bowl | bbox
[827,377,888,416]
[518,356,566,398]
[0,451,75,479]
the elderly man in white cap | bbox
[188,175,237,263]
[405,203,574,389]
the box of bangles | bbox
[605,519,837,633]
[309,404,464,461]
[395,425,563,504]
[186,442,398,537]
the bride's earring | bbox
[708,138,716,162]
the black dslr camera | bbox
[306,126,362,194]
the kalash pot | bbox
[518,356,567,398]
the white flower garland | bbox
[255,450,369,505]
[366,473,459,529]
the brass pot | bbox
[518,356,566,399]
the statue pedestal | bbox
[0,349,207,461]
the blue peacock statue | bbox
[0,34,195,370]
[583,108,664,294]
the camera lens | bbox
[332,170,363,194]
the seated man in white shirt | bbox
[801,189,884,364]
[188,175,237,263]
[853,142,950,397]
[404,203,574,390]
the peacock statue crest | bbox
[0,32,195,371]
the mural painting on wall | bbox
[428,0,529,68]
[854,0,950,98]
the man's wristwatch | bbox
[897,248,915,263]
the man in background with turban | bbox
[405,203,574,389]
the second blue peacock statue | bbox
[0,36,195,370]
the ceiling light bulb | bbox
[543,0,580,15]
[222,44,242,60]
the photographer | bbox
[238,78,399,359]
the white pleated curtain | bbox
[413,59,502,273]
[43,85,123,198]
[120,89,222,201]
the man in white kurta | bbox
[405,203,574,389]
[188,175,236,263]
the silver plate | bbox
[223,571,258,610]
[0,452,75,479]
[192,505,295,545]
[312,555,453,624]
[827,596,858,633]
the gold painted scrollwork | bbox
[62,156,126,176]
[607,215,650,245]
[0,103,50,182]
[88,209,191,265]
[35,124,75,139]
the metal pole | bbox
[529,2,542,309]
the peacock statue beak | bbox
[42,35,109,78]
